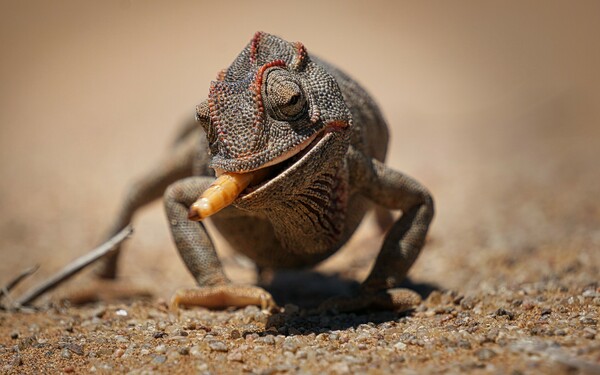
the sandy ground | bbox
[1,1,599,374]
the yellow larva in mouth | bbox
[188,130,328,221]
[188,169,269,221]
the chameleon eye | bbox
[265,69,307,120]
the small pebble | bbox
[230,329,241,339]
[113,348,125,358]
[475,348,497,361]
[583,328,596,339]
[227,350,243,362]
[114,335,129,343]
[178,347,190,355]
[61,348,72,359]
[65,343,84,356]
[394,341,407,351]
[554,329,567,336]
[190,345,202,357]
[91,306,107,318]
[258,335,275,345]
[283,337,300,353]
[540,308,552,316]
[208,340,228,352]
[580,316,597,325]
[11,354,23,366]
[427,291,442,305]
[460,297,477,310]
[521,301,536,310]
[152,355,167,364]
[330,362,350,374]
[458,339,472,349]
[494,308,515,320]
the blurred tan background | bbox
[1,1,599,300]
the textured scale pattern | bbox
[207,32,352,172]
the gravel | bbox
[3,288,597,374]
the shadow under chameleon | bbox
[262,270,438,335]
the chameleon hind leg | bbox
[164,177,275,311]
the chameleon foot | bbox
[318,288,421,313]
[371,288,422,311]
[170,284,276,312]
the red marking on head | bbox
[292,42,308,70]
[254,60,287,93]
[249,31,265,65]
[207,57,291,156]
[310,108,320,124]
[326,121,350,130]
[216,69,227,81]
[252,59,287,128]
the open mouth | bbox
[188,125,342,221]
[238,129,328,197]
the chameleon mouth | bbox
[213,130,321,180]
[237,120,349,199]
[239,130,328,196]
[189,123,345,221]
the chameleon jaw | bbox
[188,130,326,221]
[211,131,321,178]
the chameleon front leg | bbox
[163,177,275,311]
[355,149,434,290]
[359,163,434,292]
[321,150,434,312]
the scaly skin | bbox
[96,32,434,312]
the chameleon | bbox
[96,32,435,312]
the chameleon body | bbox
[97,32,434,311]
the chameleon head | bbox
[192,32,353,218]
[198,31,352,173]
